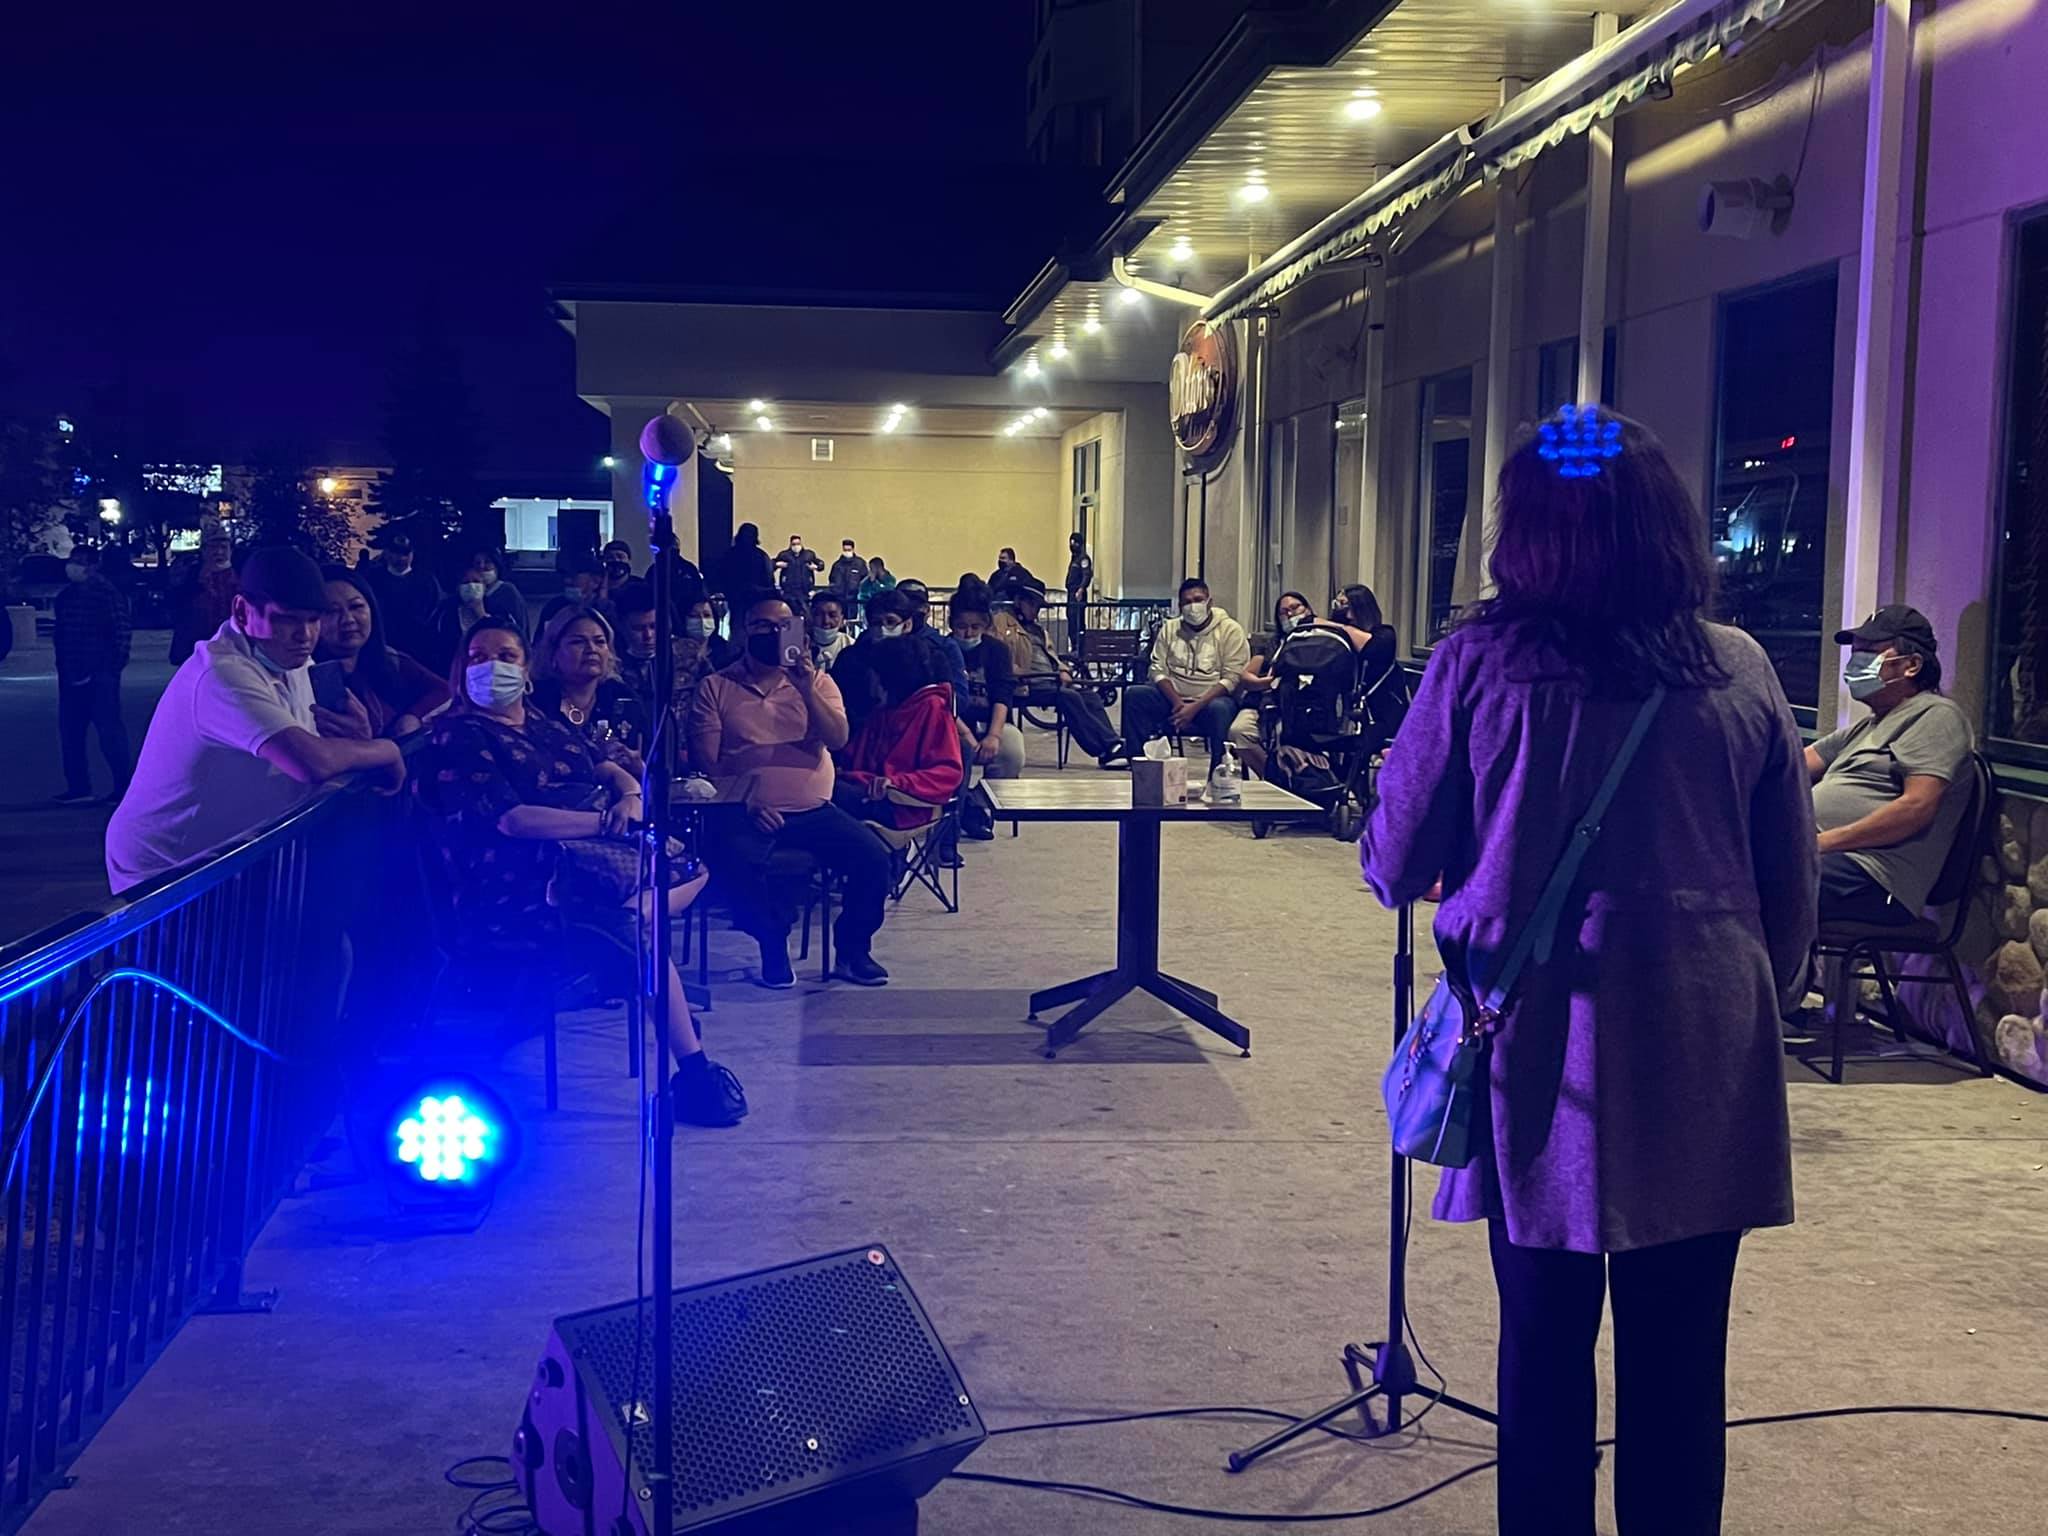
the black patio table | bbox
[982,777,1322,1057]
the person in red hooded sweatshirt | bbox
[834,635,963,833]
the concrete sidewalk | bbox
[19,747,2048,1535]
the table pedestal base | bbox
[1029,968,1246,1058]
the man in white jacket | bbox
[1122,577,1250,762]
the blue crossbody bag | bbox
[1382,688,1665,1168]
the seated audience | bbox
[834,637,964,830]
[808,592,853,669]
[949,592,1025,780]
[529,605,650,772]
[107,547,406,894]
[682,594,739,670]
[317,566,450,738]
[431,548,528,668]
[415,620,744,1127]
[1123,577,1251,762]
[613,583,711,745]
[1807,606,1975,929]
[1228,590,1320,776]
[1008,585,1128,766]
[689,592,893,989]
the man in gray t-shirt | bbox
[1806,605,1975,925]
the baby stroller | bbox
[1252,624,1409,841]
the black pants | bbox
[1066,596,1085,642]
[1025,681,1120,758]
[1490,1222,1743,1536]
[58,671,132,797]
[709,802,890,957]
[1816,851,1913,926]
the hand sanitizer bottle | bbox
[1208,745,1243,803]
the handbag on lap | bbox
[1383,687,1665,1168]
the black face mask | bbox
[746,632,783,665]
[604,560,629,579]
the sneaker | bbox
[936,848,966,870]
[1097,746,1132,769]
[51,791,95,806]
[671,1057,747,1127]
[756,939,795,990]
[834,952,889,987]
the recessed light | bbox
[1237,180,1271,203]
[1344,97,1383,122]
[754,415,773,431]
[1082,316,1102,334]
[1049,339,1069,359]
[746,398,766,412]
[1118,286,1143,306]
[1032,407,1049,419]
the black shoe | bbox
[1097,747,1132,769]
[936,849,966,869]
[671,1056,747,1127]
[834,952,889,987]
[51,791,94,806]
[756,939,795,990]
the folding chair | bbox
[1810,751,1999,1084]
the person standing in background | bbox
[829,539,867,601]
[708,522,774,601]
[52,545,134,805]
[857,555,896,606]
[987,547,1039,604]
[170,532,239,663]
[363,532,442,663]
[1064,531,1094,643]
[773,534,824,600]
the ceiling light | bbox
[1118,286,1142,306]
[880,417,899,433]
[1032,407,1049,419]
[1168,238,1194,263]
[747,398,766,412]
[1082,316,1102,335]
[754,415,774,431]
[715,434,732,453]
[1049,339,1069,359]
[1237,179,1270,204]
[1023,357,1041,377]
[1344,96,1383,122]
[890,403,908,414]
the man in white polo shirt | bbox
[106,546,407,894]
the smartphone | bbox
[777,616,806,669]
[309,660,348,712]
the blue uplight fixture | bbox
[385,1079,514,1198]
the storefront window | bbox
[1990,211,2048,760]
[1710,268,1838,710]
[1536,329,1617,416]
[1415,370,1473,646]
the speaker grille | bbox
[557,1247,979,1518]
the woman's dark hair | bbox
[1337,584,1383,631]
[612,581,657,623]
[866,589,912,625]
[1474,407,1728,693]
[1272,590,1314,637]
[949,591,992,624]
[868,634,947,706]
[317,564,398,695]
[955,572,989,601]
[733,522,761,548]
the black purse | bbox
[1381,687,1665,1168]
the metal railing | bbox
[0,789,366,1529]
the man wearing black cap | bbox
[364,532,441,662]
[106,546,406,893]
[1805,605,1975,928]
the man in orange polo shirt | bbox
[689,591,894,988]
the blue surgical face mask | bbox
[685,617,716,639]
[1844,652,1892,701]
[956,633,982,650]
[465,659,526,710]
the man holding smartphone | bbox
[688,592,892,989]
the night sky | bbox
[0,3,1078,480]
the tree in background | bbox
[0,415,73,580]
[367,324,483,561]
[241,451,356,563]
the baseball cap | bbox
[1834,604,1937,655]
[238,546,329,614]
[384,531,413,554]
[602,539,632,558]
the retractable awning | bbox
[1203,0,1821,324]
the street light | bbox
[601,455,617,469]
[318,476,339,496]
[98,498,122,524]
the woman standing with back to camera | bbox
[1363,406,1818,1534]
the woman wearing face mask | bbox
[430,549,528,672]
[529,606,650,775]
[1226,591,1319,776]
[414,621,747,1128]
[947,592,1024,780]
[833,636,963,832]
[677,596,738,673]
[315,567,449,739]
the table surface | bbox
[983,776,1320,822]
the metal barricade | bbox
[0,791,363,1529]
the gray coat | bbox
[1363,622,1818,1253]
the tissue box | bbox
[1131,754,1188,806]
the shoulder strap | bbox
[1477,687,1666,1014]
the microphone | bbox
[640,413,694,515]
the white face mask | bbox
[878,620,907,639]
[64,563,88,583]
[457,581,486,604]
[1181,600,1211,627]
[465,659,526,710]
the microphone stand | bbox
[642,455,682,1536]
[1225,902,1496,1471]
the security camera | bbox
[1698,174,1794,239]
